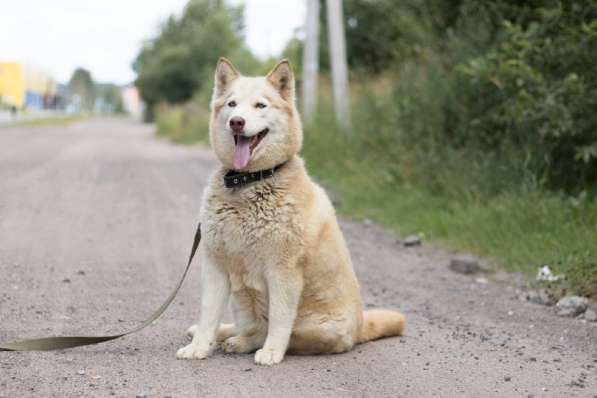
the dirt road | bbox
[0,118,595,397]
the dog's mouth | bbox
[232,128,269,170]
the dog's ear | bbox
[267,59,294,101]
[214,57,240,97]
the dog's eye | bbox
[228,101,237,108]
[255,102,267,109]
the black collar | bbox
[223,163,286,188]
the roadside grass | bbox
[1,115,84,128]
[301,94,597,298]
[155,102,209,144]
[304,144,597,297]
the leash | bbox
[0,222,202,351]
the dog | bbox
[176,58,405,365]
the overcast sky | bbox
[0,0,305,84]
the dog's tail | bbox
[357,309,406,343]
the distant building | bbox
[121,85,144,119]
[0,62,58,109]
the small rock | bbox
[556,296,589,317]
[77,370,86,375]
[135,394,147,398]
[362,218,373,226]
[584,309,597,322]
[528,289,551,306]
[504,376,511,382]
[402,235,421,247]
[62,278,71,283]
[76,270,86,275]
[475,277,488,284]
[449,255,480,274]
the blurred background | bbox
[0,0,595,297]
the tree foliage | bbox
[68,68,95,111]
[452,1,597,190]
[312,0,597,192]
[133,0,249,119]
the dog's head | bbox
[209,58,303,171]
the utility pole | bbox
[326,0,350,128]
[301,0,320,123]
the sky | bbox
[0,0,305,85]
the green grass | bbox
[1,115,84,128]
[304,148,597,296]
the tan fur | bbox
[176,58,405,365]
[358,310,406,343]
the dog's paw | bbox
[186,324,198,338]
[254,347,285,366]
[176,343,210,360]
[222,336,257,354]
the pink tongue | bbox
[233,135,251,170]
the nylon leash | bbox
[0,222,201,351]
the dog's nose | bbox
[229,116,245,133]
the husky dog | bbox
[176,58,405,365]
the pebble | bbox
[523,289,551,306]
[77,370,86,376]
[556,296,589,317]
[584,309,597,322]
[449,255,480,274]
[402,235,422,247]
[135,394,147,398]
[62,278,71,283]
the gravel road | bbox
[0,118,595,397]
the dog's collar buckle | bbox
[223,162,285,189]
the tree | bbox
[133,0,248,119]
[68,68,95,111]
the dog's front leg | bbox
[177,253,229,360]
[254,265,303,366]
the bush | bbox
[155,101,209,144]
[454,2,597,191]
[300,1,597,295]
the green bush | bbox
[300,0,597,296]
[302,90,597,298]
[455,2,597,191]
[155,101,209,144]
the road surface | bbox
[0,118,595,397]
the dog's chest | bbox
[202,182,302,258]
